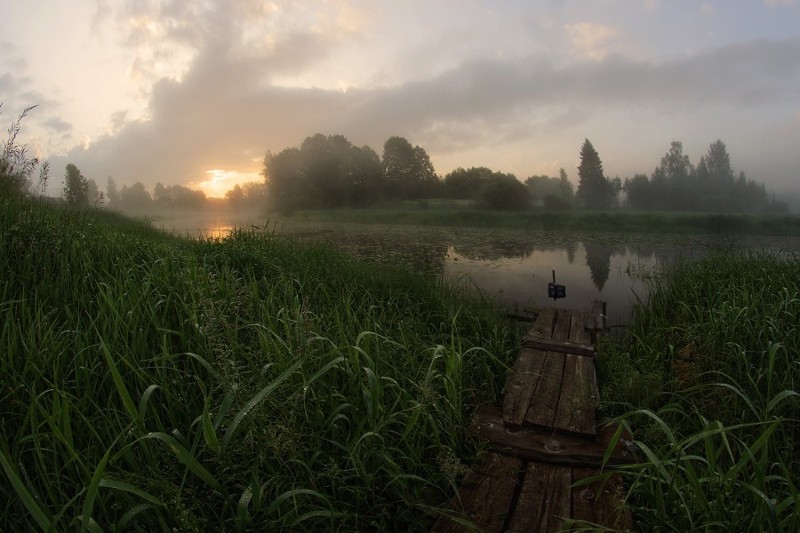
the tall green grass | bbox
[598,251,800,531]
[0,197,518,530]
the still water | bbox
[157,214,800,326]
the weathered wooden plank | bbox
[431,452,522,533]
[528,307,556,338]
[505,461,572,533]
[506,308,565,427]
[523,350,566,428]
[569,311,593,345]
[521,336,597,357]
[548,311,599,435]
[503,347,548,426]
[571,467,633,531]
[552,353,597,435]
[472,405,636,468]
[552,309,573,342]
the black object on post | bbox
[547,270,566,300]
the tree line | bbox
[2,102,789,214]
[264,133,786,213]
[264,133,553,211]
[624,140,786,213]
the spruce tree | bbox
[576,139,613,209]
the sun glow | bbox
[189,169,262,198]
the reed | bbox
[597,251,800,531]
[0,197,518,530]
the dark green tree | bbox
[623,174,654,209]
[476,173,530,211]
[63,163,89,207]
[559,168,574,202]
[381,136,439,199]
[225,181,269,209]
[263,147,304,209]
[650,141,694,209]
[153,183,206,209]
[264,134,386,209]
[697,140,768,212]
[119,181,153,211]
[699,140,734,185]
[576,139,614,209]
[625,139,773,213]
[444,167,494,199]
[86,179,103,207]
[349,144,383,206]
[153,182,168,205]
[225,184,245,205]
[526,169,574,208]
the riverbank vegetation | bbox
[0,195,519,530]
[598,252,800,530]
[277,205,800,236]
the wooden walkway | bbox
[433,304,634,532]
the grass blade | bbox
[0,448,53,531]
[141,432,222,493]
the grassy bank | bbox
[0,196,519,530]
[278,206,800,236]
[598,252,800,530]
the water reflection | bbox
[443,237,647,326]
[584,242,623,291]
[159,215,800,326]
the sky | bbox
[1,0,799,200]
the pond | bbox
[156,213,800,327]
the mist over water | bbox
[157,212,800,326]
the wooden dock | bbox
[433,303,634,532]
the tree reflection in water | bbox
[583,241,623,291]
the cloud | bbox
[54,34,800,191]
[0,43,68,145]
[0,46,37,110]
[700,3,716,15]
[563,22,621,61]
[764,0,796,6]
[43,117,72,133]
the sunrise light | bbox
[190,169,262,198]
